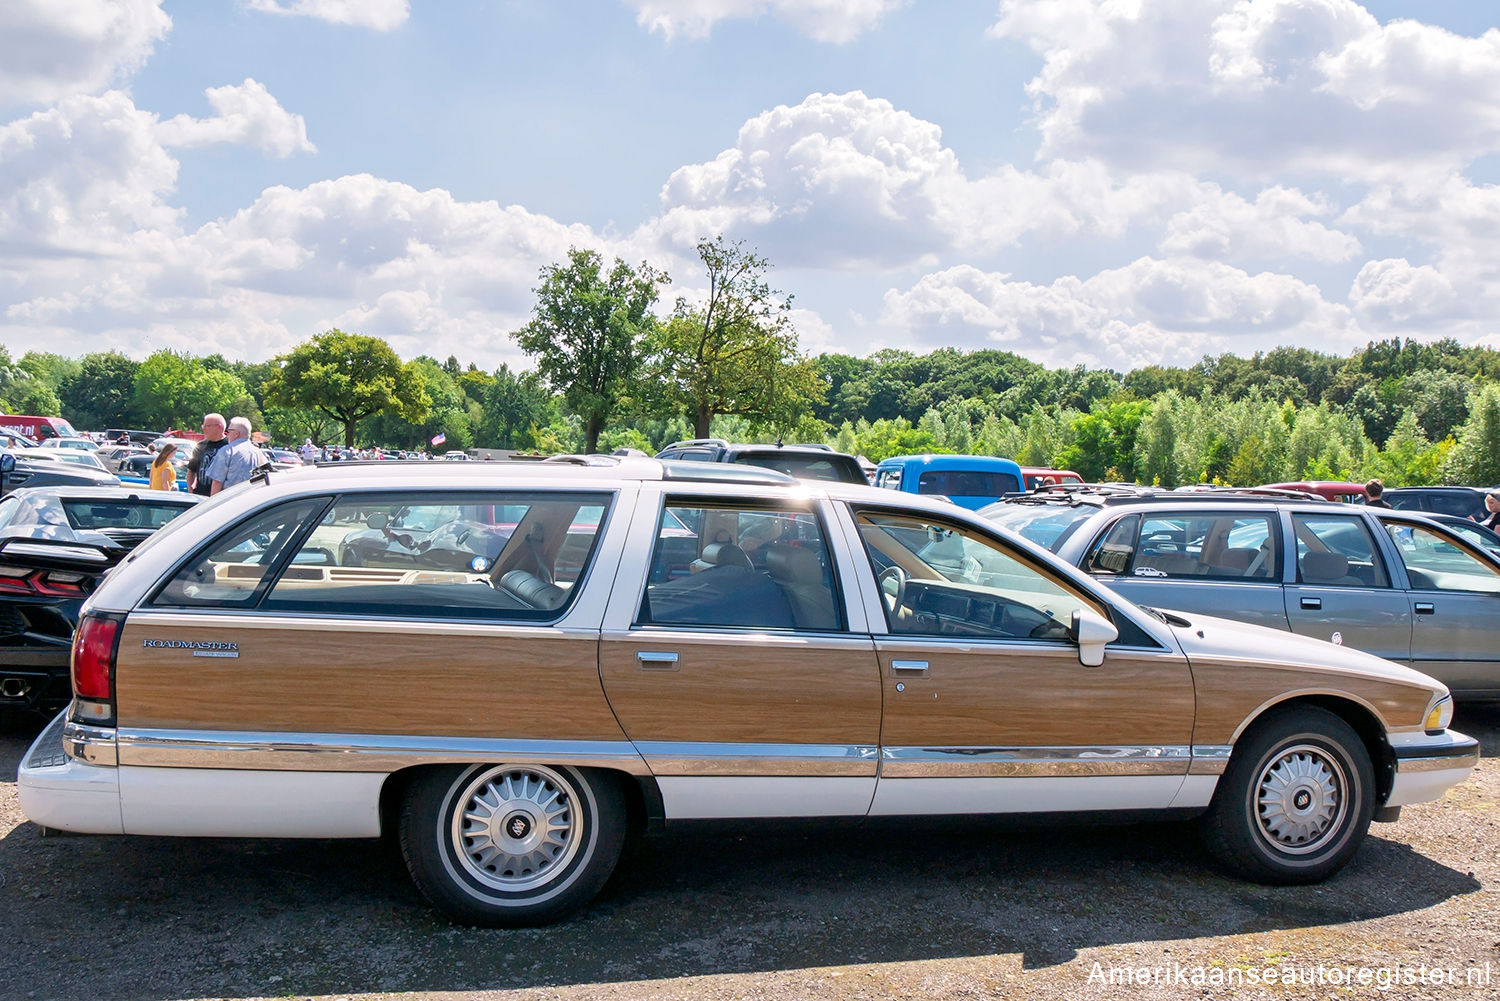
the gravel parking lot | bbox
[2,706,1497,1001]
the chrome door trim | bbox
[115,729,652,775]
[634,741,880,777]
[120,609,603,640]
[878,744,1198,778]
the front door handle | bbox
[1414,602,1436,615]
[890,659,929,675]
[637,651,680,670]
[1300,596,1322,610]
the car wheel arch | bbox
[376,764,656,840]
[1225,692,1396,804]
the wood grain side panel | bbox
[875,643,1196,748]
[1188,658,1432,745]
[116,620,626,739]
[599,634,882,745]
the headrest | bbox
[700,542,753,570]
[1301,551,1349,581]
[766,545,821,582]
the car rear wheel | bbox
[399,763,625,926]
[1199,706,1375,884]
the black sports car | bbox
[0,486,199,720]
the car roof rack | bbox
[658,461,795,484]
[660,438,731,450]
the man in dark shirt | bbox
[186,413,228,496]
[1365,478,1393,509]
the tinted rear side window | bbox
[737,454,864,483]
[155,491,613,622]
[916,470,1020,497]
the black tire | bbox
[1199,705,1375,884]
[399,763,625,926]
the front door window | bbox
[853,510,1101,642]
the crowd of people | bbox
[139,412,443,494]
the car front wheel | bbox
[1199,705,1375,884]
[399,763,626,926]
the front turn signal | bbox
[1425,695,1453,734]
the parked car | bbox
[37,437,99,452]
[0,415,81,443]
[0,448,119,496]
[1384,486,1487,521]
[18,458,1475,926]
[1262,481,1368,504]
[873,454,1024,509]
[655,438,868,484]
[1422,513,1500,558]
[981,489,1500,698]
[94,444,151,473]
[116,453,190,492]
[48,451,113,475]
[1020,467,1084,490]
[0,486,199,718]
[104,429,166,447]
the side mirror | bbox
[366,512,389,530]
[0,453,14,473]
[1071,608,1118,668]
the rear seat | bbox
[499,569,568,610]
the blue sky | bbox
[4,1,1500,374]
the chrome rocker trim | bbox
[114,729,653,775]
[879,745,1234,779]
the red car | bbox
[1261,481,1368,504]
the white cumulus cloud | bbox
[991,0,1500,180]
[881,258,1355,368]
[157,79,315,158]
[625,0,906,43]
[0,0,170,107]
[1159,186,1361,263]
[243,0,409,31]
[1349,258,1462,329]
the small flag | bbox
[430,432,446,446]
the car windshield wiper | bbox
[1137,604,1194,628]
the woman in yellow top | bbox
[149,443,178,491]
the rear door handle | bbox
[637,651,680,670]
[1414,602,1436,615]
[890,660,929,675]
[1300,596,1322,610]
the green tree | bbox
[650,237,819,438]
[60,352,142,429]
[132,350,255,429]
[516,247,668,453]
[1443,385,1500,485]
[266,330,430,447]
[476,364,556,450]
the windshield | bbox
[980,503,1098,552]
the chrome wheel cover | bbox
[448,765,581,893]
[1253,743,1348,855]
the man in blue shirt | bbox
[206,417,267,495]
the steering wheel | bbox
[878,565,908,614]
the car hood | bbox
[1163,609,1445,694]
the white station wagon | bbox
[19,457,1478,925]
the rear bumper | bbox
[1386,730,1480,808]
[16,712,122,834]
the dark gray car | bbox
[0,448,118,497]
[983,491,1500,699]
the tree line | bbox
[5,239,1500,486]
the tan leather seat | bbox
[765,545,839,630]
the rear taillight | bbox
[71,612,123,724]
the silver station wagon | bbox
[19,459,1478,925]
[985,490,1500,699]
